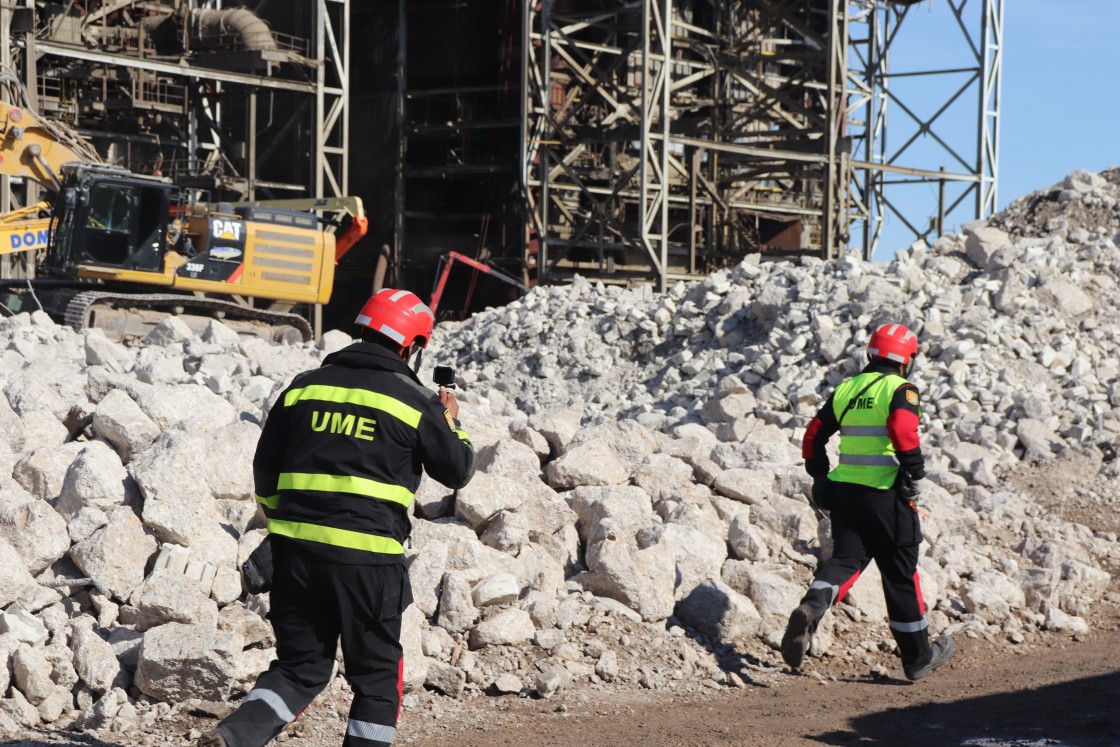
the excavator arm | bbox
[1,75,103,194]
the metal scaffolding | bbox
[1,1,349,204]
[522,0,1003,290]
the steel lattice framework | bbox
[521,0,1003,290]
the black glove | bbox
[899,474,921,502]
[810,478,832,514]
[241,535,274,595]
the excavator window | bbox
[84,183,135,264]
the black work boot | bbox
[197,732,228,747]
[781,587,831,670]
[904,633,954,681]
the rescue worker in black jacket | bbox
[781,323,953,681]
[201,289,476,747]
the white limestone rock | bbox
[528,404,585,455]
[674,578,762,642]
[713,468,776,505]
[0,482,69,574]
[70,623,121,695]
[0,608,48,646]
[545,437,630,489]
[217,603,274,650]
[134,383,236,432]
[91,388,160,463]
[576,519,676,622]
[135,622,242,703]
[55,440,135,520]
[963,224,1012,271]
[70,505,157,602]
[0,687,40,728]
[468,608,534,649]
[631,453,697,502]
[84,329,136,374]
[727,514,771,562]
[400,605,430,693]
[472,573,520,607]
[569,485,655,546]
[12,644,56,705]
[142,316,195,347]
[478,438,541,479]
[11,442,85,503]
[407,540,450,618]
[960,570,1027,623]
[201,319,243,349]
[638,522,727,601]
[0,536,35,609]
[437,571,480,634]
[721,561,802,636]
[454,471,528,530]
[479,484,575,554]
[131,430,238,562]
[130,568,220,631]
[425,662,467,698]
[1035,279,1093,318]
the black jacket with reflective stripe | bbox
[253,342,476,565]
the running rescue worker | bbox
[781,322,954,681]
[201,289,476,747]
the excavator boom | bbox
[0,74,102,193]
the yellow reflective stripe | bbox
[284,385,422,428]
[454,428,471,444]
[278,472,414,507]
[268,519,404,555]
[255,493,279,509]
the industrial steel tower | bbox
[521,0,1003,289]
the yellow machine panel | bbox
[239,220,336,304]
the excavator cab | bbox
[43,164,175,276]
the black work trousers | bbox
[215,538,413,747]
[798,479,930,666]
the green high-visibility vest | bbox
[828,372,917,489]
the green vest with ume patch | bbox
[828,372,918,490]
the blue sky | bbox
[868,0,1119,259]
[998,1,1119,201]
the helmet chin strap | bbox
[411,346,424,373]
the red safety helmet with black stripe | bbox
[867,323,919,375]
[355,288,435,349]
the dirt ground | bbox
[397,616,1120,747]
[7,609,1120,747]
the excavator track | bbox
[62,290,312,343]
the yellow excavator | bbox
[1,75,366,341]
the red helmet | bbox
[867,323,919,367]
[355,289,435,348]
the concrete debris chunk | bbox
[91,388,160,463]
[0,484,70,574]
[468,608,534,649]
[0,536,36,609]
[70,623,122,695]
[70,505,157,602]
[674,578,762,641]
[56,440,135,521]
[135,622,242,703]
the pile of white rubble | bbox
[0,168,1118,737]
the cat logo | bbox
[211,218,243,241]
